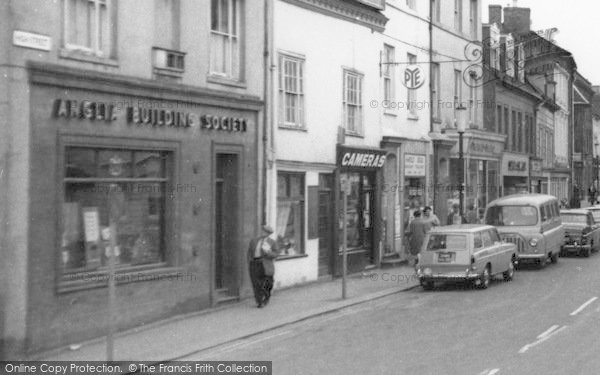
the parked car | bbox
[416,225,517,290]
[560,209,600,257]
[485,194,563,268]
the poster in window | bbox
[82,207,101,269]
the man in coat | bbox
[247,225,279,308]
[407,210,427,266]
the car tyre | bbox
[538,255,548,269]
[479,266,491,289]
[583,247,591,258]
[550,252,559,264]
[503,260,514,281]
[421,280,434,291]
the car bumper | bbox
[562,244,591,253]
[516,253,547,261]
[417,270,481,282]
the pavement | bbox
[37,264,419,362]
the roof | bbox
[430,224,494,234]
[488,194,557,206]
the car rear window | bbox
[589,210,600,223]
[485,205,538,226]
[426,234,467,251]
[560,214,588,224]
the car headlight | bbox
[529,238,538,247]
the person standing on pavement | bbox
[247,225,279,308]
[422,206,440,232]
[447,203,466,225]
[407,210,427,266]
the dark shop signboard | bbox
[337,145,387,171]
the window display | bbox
[61,147,169,272]
[276,172,305,256]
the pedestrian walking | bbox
[247,225,279,308]
[407,210,427,266]
[465,203,478,224]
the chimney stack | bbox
[488,5,502,26]
[503,7,531,36]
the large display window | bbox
[339,172,375,252]
[61,146,170,273]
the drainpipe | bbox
[262,0,274,226]
[429,0,436,210]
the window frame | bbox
[209,0,244,81]
[278,52,306,129]
[276,171,306,257]
[63,0,115,59]
[57,135,179,290]
[343,69,364,135]
[454,0,463,33]
[407,53,418,117]
[383,44,396,107]
[432,63,441,120]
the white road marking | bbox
[537,324,560,339]
[478,368,500,375]
[518,325,567,354]
[570,297,598,316]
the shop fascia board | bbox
[27,61,264,112]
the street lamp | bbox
[456,105,468,219]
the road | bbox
[183,253,600,375]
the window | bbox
[469,75,478,126]
[343,69,364,134]
[276,172,305,256]
[454,0,463,32]
[61,147,170,272]
[489,229,501,243]
[485,205,539,226]
[453,69,462,124]
[504,107,509,150]
[278,53,305,128]
[427,234,467,251]
[481,230,492,247]
[473,233,483,249]
[496,105,502,133]
[210,0,242,80]
[63,0,115,58]
[517,112,523,152]
[407,53,417,116]
[511,110,517,152]
[406,0,416,10]
[383,45,395,105]
[432,63,441,119]
[469,0,478,38]
[432,0,440,22]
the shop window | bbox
[276,172,305,256]
[343,69,364,135]
[341,173,375,251]
[63,0,115,58]
[62,147,170,273]
[210,0,242,81]
[278,53,305,128]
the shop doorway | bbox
[318,174,334,276]
[215,153,240,300]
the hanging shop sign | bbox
[52,99,248,132]
[337,145,387,171]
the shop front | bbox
[25,63,262,353]
[335,145,387,274]
[502,153,530,195]
[447,131,504,219]
[530,158,544,193]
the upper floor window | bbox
[407,53,417,117]
[383,45,396,105]
[406,0,416,10]
[453,69,462,123]
[278,53,305,128]
[210,0,242,81]
[343,70,364,135]
[432,63,441,120]
[454,0,463,33]
[63,0,115,58]
[432,0,440,22]
[469,0,478,38]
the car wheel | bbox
[559,247,566,257]
[503,260,514,281]
[421,281,434,291]
[538,255,548,269]
[479,266,491,289]
[584,247,591,258]
[550,252,559,264]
